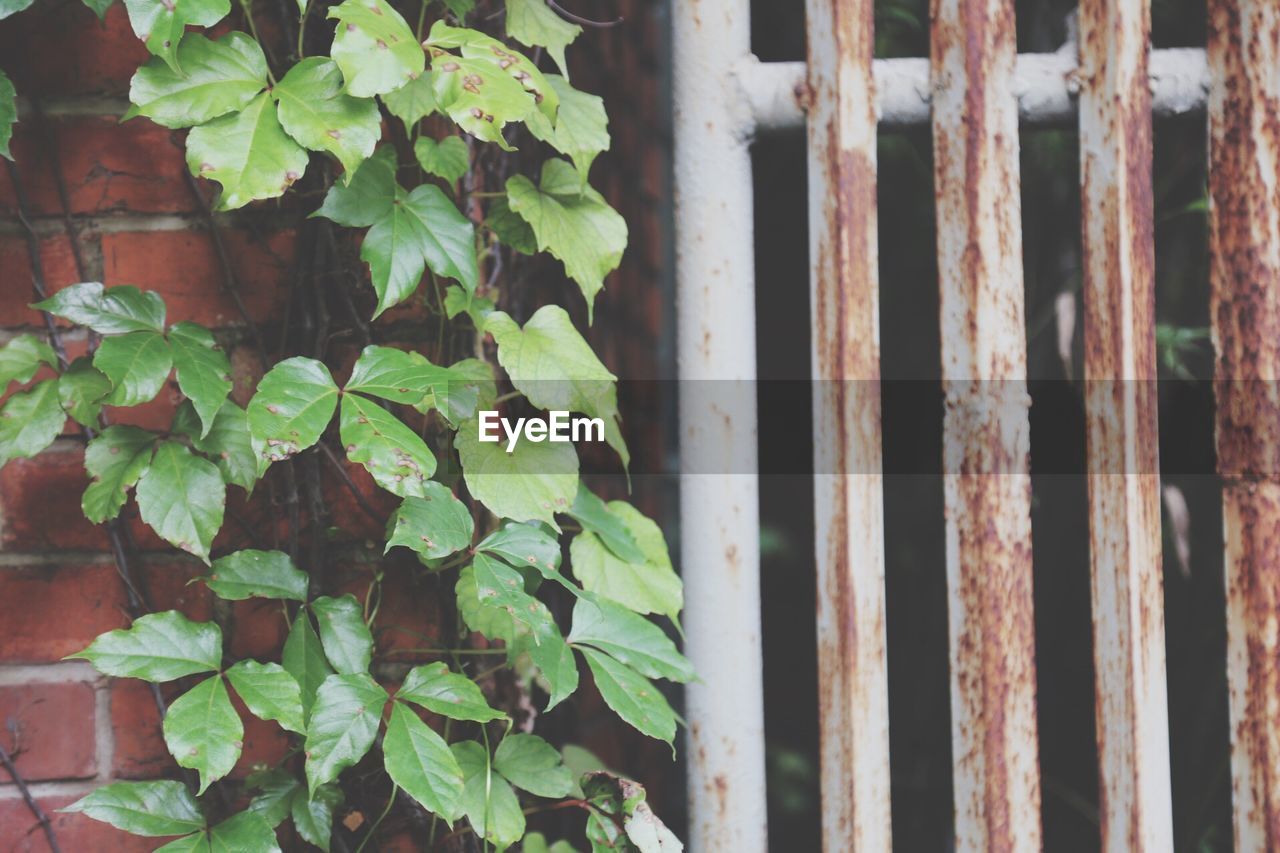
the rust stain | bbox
[1209,2,1280,848]
[805,0,892,849]
[930,0,1042,848]
[1078,0,1175,849]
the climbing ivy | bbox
[0,1,685,850]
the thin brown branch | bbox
[0,741,62,853]
[180,167,269,357]
[317,442,385,524]
[547,0,623,28]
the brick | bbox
[0,118,194,216]
[108,679,168,779]
[101,229,296,327]
[0,235,82,330]
[0,449,109,552]
[0,564,126,662]
[0,793,161,852]
[321,457,397,541]
[0,683,97,783]
[228,598,288,660]
[0,561,210,664]
[0,4,148,97]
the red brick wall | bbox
[0,1,671,849]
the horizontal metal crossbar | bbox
[736,47,1208,131]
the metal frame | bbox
[670,1,1280,850]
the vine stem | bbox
[547,0,623,28]
[317,442,385,523]
[0,740,62,853]
[354,783,398,853]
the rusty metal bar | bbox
[672,0,768,849]
[1077,0,1175,849]
[1208,1,1280,848]
[737,47,1209,131]
[930,0,1043,848]
[803,0,893,849]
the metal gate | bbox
[671,0,1280,849]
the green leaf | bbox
[247,357,339,462]
[311,594,373,675]
[441,0,473,17]
[581,648,676,745]
[493,733,573,798]
[566,483,643,562]
[568,596,693,682]
[69,610,222,680]
[345,344,468,410]
[122,0,232,70]
[385,481,474,561]
[328,0,424,97]
[455,420,578,529]
[291,783,342,850]
[0,333,57,388]
[155,832,212,853]
[314,145,397,227]
[0,68,15,160]
[339,393,437,496]
[486,195,537,255]
[504,0,580,78]
[226,660,305,734]
[428,55,534,148]
[486,306,627,467]
[275,57,382,179]
[364,183,478,316]
[0,380,64,466]
[81,0,114,19]
[569,501,681,619]
[58,357,112,427]
[206,549,309,602]
[304,673,387,792]
[169,321,231,437]
[127,32,268,128]
[208,810,281,852]
[32,282,166,334]
[443,283,494,327]
[522,833,578,853]
[163,674,243,793]
[414,135,469,182]
[526,75,609,181]
[63,780,205,837]
[446,357,498,416]
[383,701,465,820]
[455,564,515,644]
[177,401,259,492]
[283,612,333,723]
[186,91,309,210]
[397,661,504,723]
[425,23,558,121]
[93,329,173,407]
[247,769,299,828]
[452,740,525,848]
[382,72,438,130]
[506,159,627,317]
[82,425,156,523]
[471,553,578,709]
[136,441,226,562]
[477,521,562,575]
